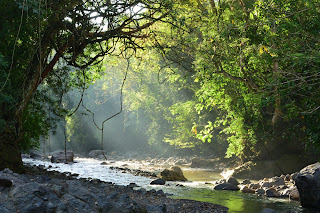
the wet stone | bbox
[214,183,240,191]
[150,178,166,185]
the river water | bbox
[23,157,315,213]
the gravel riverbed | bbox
[0,164,228,213]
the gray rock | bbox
[147,204,167,213]
[295,162,320,210]
[241,179,251,184]
[88,150,107,158]
[269,177,285,186]
[279,188,291,198]
[150,178,166,185]
[255,188,265,195]
[160,166,187,181]
[156,190,165,196]
[30,151,42,159]
[265,188,280,197]
[240,185,255,193]
[289,188,299,201]
[67,180,97,204]
[214,183,240,191]
[50,150,74,163]
[249,183,261,189]
[61,193,96,212]
[227,177,239,185]
[0,193,16,213]
[127,183,138,188]
[10,182,61,212]
[0,169,28,185]
[261,181,272,188]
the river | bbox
[23,157,316,213]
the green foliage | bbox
[21,90,58,151]
[1,0,320,161]
[149,0,320,159]
[66,112,100,154]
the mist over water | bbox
[44,67,150,156]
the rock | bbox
[226,177,239,185]
[269,177,285,186]
[249,183,261,189]
[30,151,42,159]
[150,178,166,185]
[127,183,138,188]
[214,183,240,191]
[289,188,299,201]
[0,166,229,213]
[295,162,320,210]
[88,150,107,158]
[260,181,272,188]
[147,204,167,213]
[291,172,298,181]
[261,208,277,213]
[0,193,15,213]
[255,188,265,195]
[101,161,108,165]
[50,150,74,163]
[279,188,291,198]
[60,193,96,212]
[279,186,299,200]
[160,166,187,181]
[240,185,255,193]
[241,179,251,185]
[265,188,280,197]
[0,169,28,185]
[10,182,60,213]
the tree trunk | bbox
[0,125,24,173]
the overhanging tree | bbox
[0,0,171,172]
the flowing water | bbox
[23,157,316,213]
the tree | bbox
[0,0,171,172]
[150,0,320,160]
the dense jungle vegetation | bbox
[1,0,320,172]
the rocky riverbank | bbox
[0,164,228,213]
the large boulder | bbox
[50,150,74,163]
[29,151,42,159]
[226,177,239,185]
[160,166,187,181]
[295,162,320,210]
